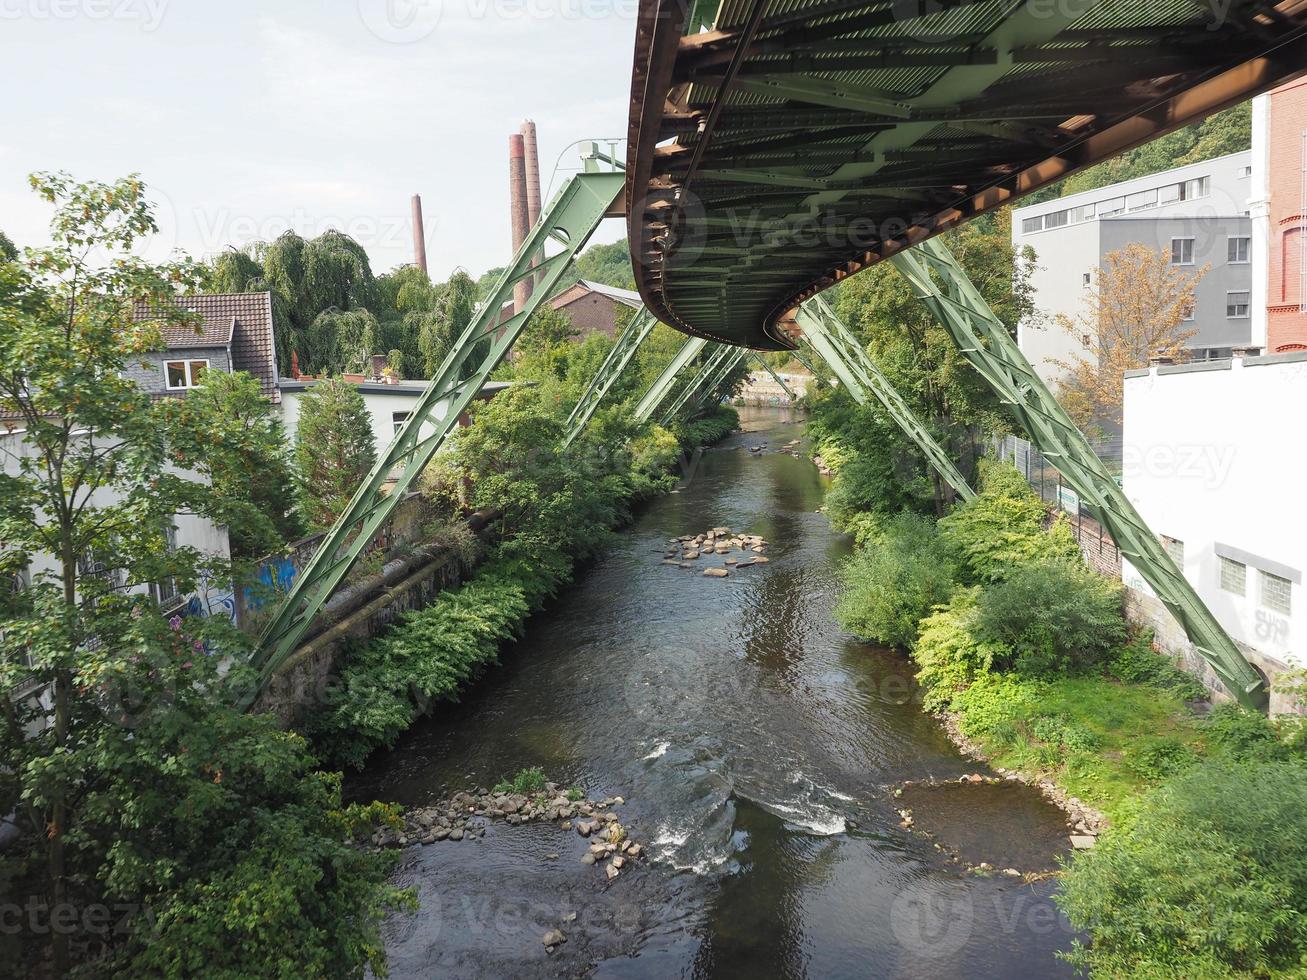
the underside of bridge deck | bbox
[626,0,1307,350]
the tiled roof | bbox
[571,279,642,309]
[136,292,280,402]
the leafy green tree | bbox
[417,269,477,377]
[0,228,17,262]
[573,240,635,289]
[165,371,303,557]
[0,173,403,977]
[208,246,264,293]
[293,378,376,529]
[829,215,1032,513]
[305,306,378,375]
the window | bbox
[1044,209,1069,229]
[1219,556,1247,596]
[1162,536,1184,569]
[1226,290,1250,318]
[1261,571,1292,616]
[1227,236,1250,263]
[1171,238,1195,265]
[1069,203,1095,223]
[1180,176,1209,200]
[163,359,209,390]
[1082,271,1092,287]
[1158,182,1181,205]
[1181,300,1195,321]
[1098,197,1125,217]
[1126,188,1157,212]
[1021,215,1043,234]
[152,525,180,607]
[392,411,410,434]
[79,545,124,592]
[1239,164,1253,178]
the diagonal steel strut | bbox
[889,236,1265,708]
[750,355,796,399]
[633,335,709,422]
[659,343,736,426]
[795,293,975,502]
[249,169,625,686]
[563,306,657,446]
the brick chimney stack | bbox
[410,194,428,276]
[508,133,530,312]
[520,120,542,228]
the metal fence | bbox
[993,434,1123,575]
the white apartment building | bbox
[1013,152,1255,386]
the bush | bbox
[937,462,1080,582]
[974,559,1126,674]
[1205,703,1294,762]
[673,404,738,449]
[1108,630,1207,700]
[493,766,547,795]
[910,588,1006,712]
[1058,761,1307,978]
[835,512,957,648]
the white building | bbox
[1122,352,1305,696]
[1014,151,1255,386]
[278,378,514,478]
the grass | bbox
[951,672,1207,824]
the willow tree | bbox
[306,307,378,375]
[0,229,16,262]
[416,269,478,377]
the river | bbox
[350,407,1078,978]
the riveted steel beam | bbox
[633,336,709,422]
[658,343,734,426]
[563,306,657,446]
[249,168,626,689]
[751,355,796,399]
[795,293,974,502]
[890,237,1266,708]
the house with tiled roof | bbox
[549,279,642,338]
[129,292,280,402]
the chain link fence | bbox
[993,434,1123,576]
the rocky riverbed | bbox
[372,782,646,887]
[659,525,770,577]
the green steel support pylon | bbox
[659,343,735,426]
[795,294,975,501]
[563,306,657,446]
[750,355,796,400]
[698,347,749,408]
[633,336,708,422]
[890,237,1266,708]
[249,168,625,685]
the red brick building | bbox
[1252,79,1307,353]
[549,279,642,338]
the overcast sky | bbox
[0,0,637,279]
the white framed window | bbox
[1158,182,1181,205]
[392,411,410,435]
[1219,556,1247,596]
[1171,238,1195,265]
[1098,197,1125,217]
[1069,203,1095,223]
[1226,290,1250,318]
[1181,176,1209,200]
[79,545,125,592]
[1162,536,1184,569]
[1021,215,1043,234]
[164,359,210,390]
[1181,301,1195,322]
[1126,189,1157,212]
[1239,164,1253,178]
[1227,236,1250,264]
[1082,271,1092,287]
[1261,570,1292,616]
[152,525,181,607]
[1044,209,1069,230]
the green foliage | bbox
[834,512,957,648]
[1204,703,1296,763]
[164,370,303,557]
[565,787,584,802]
[305,307,377,375]
[1058,760,1307,979]
[292,378,377,529]
[911,588,1005,712]
[0,228,16,262]
[0,174,403,977]
[671,404,738,450]
[1108,631,1207,700]
[937,462,1079,582]
[573,241,635,289]
[492,766,547,795]
[974,559,1126,674]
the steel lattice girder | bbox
[633,335,708,422]
[750,355,795,399]
[889,237,1266,708]
[795,293,975,502]
[249,169,626,686]
[563,306,657,446]
[659,343,735,426]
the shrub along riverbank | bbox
[304,381,740,770]
[812,394,1307,978]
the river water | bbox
[351,408,1078,978]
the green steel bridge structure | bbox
[251,1,1307,709]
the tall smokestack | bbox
[410,194,428,276]
[520,120,542,228]
[508,133,530,312]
